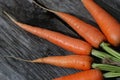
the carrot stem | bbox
[92,63,120,73]
[91,49,120,62]
[104,72,120,78]
[100,42,120,60]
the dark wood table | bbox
[0,0,120,80]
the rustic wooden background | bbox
[0,0,120,80]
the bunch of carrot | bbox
[3,0,120,80]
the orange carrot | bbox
[7,54,120,73]
[82,0,120,46]
[53,69,104,80]
[26,55,93,70]
[4,11,92,55]
[8,55,93,70]
[32,1,106,48]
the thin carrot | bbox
[81,0,120,46]
[5,54,120,79]
[4,11,120,59]
[32,55,93,70]
[5,50,120,73]
[32,1,120,58]
[10,55,93,70]
[32,1,106,48]
[4,11,92,55]
[6,53,120,75]
[53,69,104,80]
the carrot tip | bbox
[32,0,56,13]
[3,11,17,23]
[3,56,32,63]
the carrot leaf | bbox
[92,63,120,72]
[91,49,119,62]
[100,42,120,61]
[104,72,120,78]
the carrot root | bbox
[5,55,93,70]
[4,11,92,55]
[53,69,104,80]
[33,0,56,13]
[81,0,120,46]
[33,0,106,48]
[3,11,17,23]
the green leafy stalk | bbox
[100,42,120,61]
[92,63,120,72]
[104,72,120,78]
[91,49,120,62]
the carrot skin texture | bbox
[11,20,92,55]
[54,11,106,48]
[31,55,93,70]
[53,69,104,80]
[33,1,106,48]
[82,0,120,46]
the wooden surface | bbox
[0,0,120,80]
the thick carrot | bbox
[4,11,92,55]
[53,69,104,80]
[82,0,120,46]
[33,1,106,48]
[24,55,92,70]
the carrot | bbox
[6,54,120,78]
[6,53,120,76]
[11,55,93,70]
[4,11,120,59]
[81,0,120,46]
[53,69,104,80]
[6,51,120,73]
[32,1,120,58]
[32,1,106,48]
[4,11,92,55]
[31,55,93,70]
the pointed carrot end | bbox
[3,56,32,63]
[31,58,43,63]
[3,11,17,23]
[32,0,56,13]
